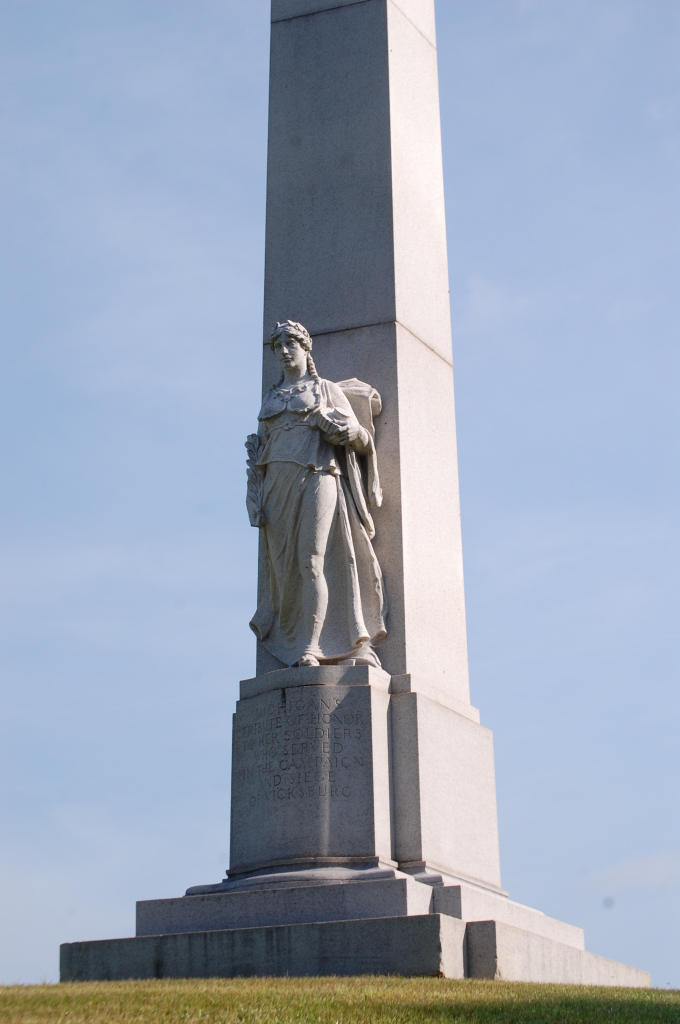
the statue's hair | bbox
[271,320,312,351]
[270,320,319,382]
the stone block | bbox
[136,875,433,936]
[433,884,584,949]
[240,664,390,701]
[265,0,394,340]
[61,914,467,981]
[466,920,650,987]
[229,679,392,875]
[390,674,479,722]
[388,3,450,357]
[391,691,502,890]
[390,323,469,698]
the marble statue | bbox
[246,320,387,668]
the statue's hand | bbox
[329,423,367,447]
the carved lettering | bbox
[233,686,370,807]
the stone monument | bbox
[60,0,650,984]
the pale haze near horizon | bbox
[1,0,678,986]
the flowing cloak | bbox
[248,377,387,666]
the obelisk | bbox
[255,0,502,892]
[261,0,469,703]
[59,1,650,985]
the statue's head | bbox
[270,320,319,382]
[270,320,313,353]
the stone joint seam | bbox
[386,0,436,51]
[272,0,437,51]
[272,0,372,25]
[394,319,453,366]
[263,318,395,344]
[263,319,453,368]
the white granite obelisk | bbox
[247,0,505,894]
[60,1,650,985]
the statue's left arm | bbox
[319,382,371,453]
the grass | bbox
[0,978,678,1024]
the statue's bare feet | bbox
[299,652,320,667]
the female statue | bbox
[246,320,387,668]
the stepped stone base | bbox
[136,872,583,951]
[137,874,432,936]
[60,914,650,985]
[467,920,650,986]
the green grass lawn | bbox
[0,978,678,1024]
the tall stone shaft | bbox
[261,0,470,708]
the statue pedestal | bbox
[227,665,503,894]
[60,667,649,986]
[229,666,393,877]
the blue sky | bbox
[1,0,678,987]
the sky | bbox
[1,0,678,988]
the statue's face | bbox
[273,334,308,374]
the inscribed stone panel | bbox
[229,684,379,874]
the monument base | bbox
[136,868,583,949]
[60,871,649,986]
[58,671,649,987]
[60,913,649,986]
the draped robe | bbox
[247,377,387,667]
